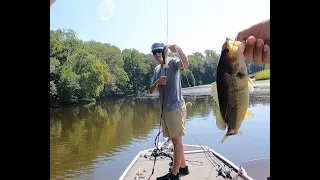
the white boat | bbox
[119,138,270,180]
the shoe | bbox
[179,166,190,176]
[168,166,190,176]
[156,172,180,180]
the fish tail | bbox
[221,131,242,143]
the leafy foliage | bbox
[50,29,267,105]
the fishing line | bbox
[147,1,171,178]
[135,140,149,179]
[172,44,192,88]
[193,135,230,174]
[149,0,173,43]
[149,0,192,89]
[193,136,235,179]
[232,157,269,180]
[231,158,265,180]
[205,160,213,180]
[147,51,168,180]
[166,0,168,45]
[147,0,200,178]
[240,157,269,166]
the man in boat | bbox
[150,42,190,180]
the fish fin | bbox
[211,82,226,130]
[248,78,255,92]
[215,104,227,130]
[245,108,254,119]
[210,82,219,107]
[221,134,230,143]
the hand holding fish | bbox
[236,19,270,64]
[156,76,167,85]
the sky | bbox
[50,0,270,56]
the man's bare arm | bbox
[150,82,159,94]
[173,45,189,69]
[150,76,167,93]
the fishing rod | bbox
[147,43,170,180]
[146,1,171,178]
[147,0,190,178]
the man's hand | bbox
[167,44,177,53]
[236,19,270,64]
[157,76,167,85]
[166,44,189,69]
[150,76,167,93]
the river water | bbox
[50,90,270,180]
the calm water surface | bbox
[50,93,270,180]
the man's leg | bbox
[166,103,188,174]
[170,137,184,175]
[179,103,187,169]
[156,104,188,180]
[180,142,187,168]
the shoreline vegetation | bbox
[50,29,270,108]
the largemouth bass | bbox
[211,38,255,143]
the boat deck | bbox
[120,144,259,180]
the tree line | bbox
[50,29,266,106]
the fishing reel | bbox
[216,165,226,178]
[216,165,233,179]
[150,138,173,161]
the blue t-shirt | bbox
[151,57,185,112]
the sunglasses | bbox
[152,49,163,55]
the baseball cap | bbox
[151,42,165,51]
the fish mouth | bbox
[221,38,245,59]
[219,38,247,75]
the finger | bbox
[159,80,165,85]
[243,36,256,61]
[161,79,167,84]
[161,76,167,80]
[237,21,263,41]
[262,45,270,64]
[253,38,264,65]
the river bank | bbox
[141,79,270,99]
[50,79,270,108]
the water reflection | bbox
[50,92,269,179]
